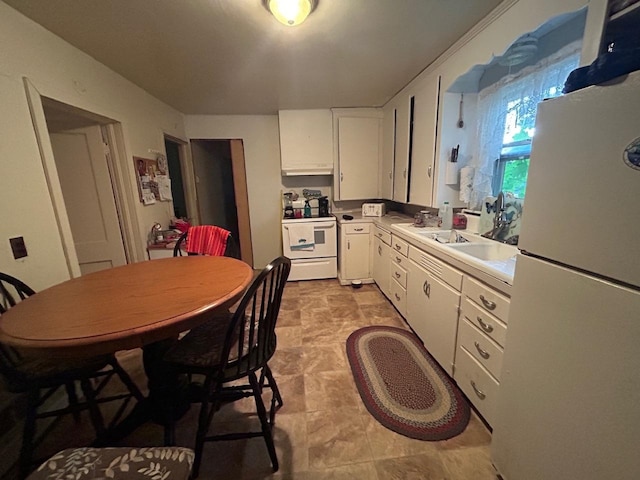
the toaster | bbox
[362,203,385,217]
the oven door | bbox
[282,220,337,259]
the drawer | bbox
[454,346,500,427]
[458,318,503,380]
[373,225,391,246]
[390,250,408,268]
[390,263,407,288]
[461,297,508,348]
[389,278,407,317]
[391,235,409,257]
[463,276,510,323]
[344,223,370,235]
[408,246,463,291]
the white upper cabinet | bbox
[279,109,334,176]
[392,93,411,203]
[380,101,396,200]
[333,108,382,201]
[409,74,441,206]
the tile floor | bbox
[6,279,497,479]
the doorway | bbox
[190,139,253,266]
[42,98,128,275]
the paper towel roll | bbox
[459,166,474,203]
[445,162,459,185]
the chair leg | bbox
[18,389,39,480]
[249,372,279,472]
[64,382,81,423]
[263,366,283,426]
[80,378,107,444]
[109,358,145,402]
[192,379,222,479]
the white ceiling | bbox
[4,0,504,114]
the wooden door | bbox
[50,126,127,275]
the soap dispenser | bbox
[303,200,312,218]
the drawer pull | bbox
[394,244,402,251]
[354,227,364,232]
[395,293,401,301]
[470,381,486,399]
[377,233,382,238]
[422,280,430,298]
[477,317,494,333]
[479,295,496,310]
[474,341,490,359]
[378,246,382,255]
[395,272,401,279]
[395,256,402,263]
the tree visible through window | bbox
[470,42,581,208]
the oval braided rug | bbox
[346,326,470,440]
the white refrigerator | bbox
[491,71,640,480]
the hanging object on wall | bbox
[457,94,464,128]
[134,156,172,205]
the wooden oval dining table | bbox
[0,256,253,357]
[0,255,254,436]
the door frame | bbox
[23,77,141,277]
[186,138,253,267]
[163,133,200,225]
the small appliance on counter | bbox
[318,196,330,217]
[362,202,385,217]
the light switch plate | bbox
[10,237,27,259]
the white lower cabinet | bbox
[454,275,511,427]
[406,246,462,376]
[338,222,372,284]
[373,235,391,298]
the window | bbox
[469,41,581,208]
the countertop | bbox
[335,210,516,294]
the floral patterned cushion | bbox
[28,447,194,480]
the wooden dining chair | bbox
[162,256,291,478]
[173,225,240,259]
[27,446,195,480]
[0,272,145,479]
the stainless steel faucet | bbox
[482,192,512,242]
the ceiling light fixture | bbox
[264,0,317,27]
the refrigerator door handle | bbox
[479,295,496,310]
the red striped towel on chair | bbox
[186,226,230,256]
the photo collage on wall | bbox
[134,155,172,205]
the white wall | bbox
[184,115,283,268]
[0,3,186,290]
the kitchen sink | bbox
[446,241,518,261]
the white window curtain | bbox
[468,40,582,209]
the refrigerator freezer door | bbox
[491,255,640,480]
[519,71,640,287]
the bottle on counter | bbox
[303,200,312,218]
[439,201,453,230]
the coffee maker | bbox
[318,196,330,217]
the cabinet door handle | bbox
[477,317,494,333]
[474,341,490,359]
[394,244,402,251]
[395,293,401,301]
[422,280,430,298]
[395,256,402,263]
[470,381,486,399]
[347,240,350,250]
[479,295,496,310]
[403,168,407,179]
[378,246,382,255]
[428,166,432,178]
[340,172,344,182]
[395,271,401,279]
[388,171,392,179]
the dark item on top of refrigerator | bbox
[564,46,640,93]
